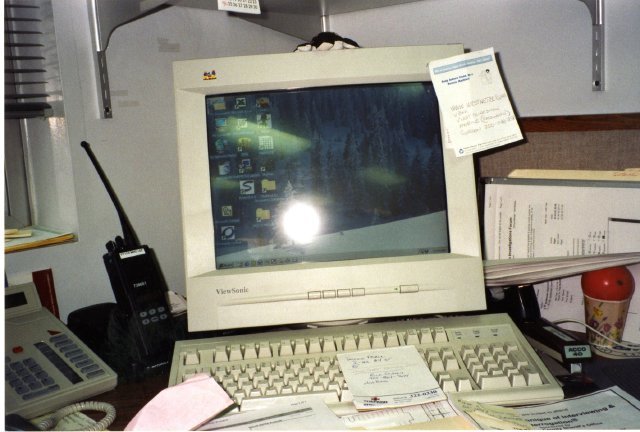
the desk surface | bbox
[91,373,168,431]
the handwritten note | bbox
[428,47,522,157]
[337,346,445,410]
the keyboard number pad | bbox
[459,344,543,390]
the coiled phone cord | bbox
[36,401,116,431]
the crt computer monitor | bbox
[173,44,486,332]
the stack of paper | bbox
[484,252,640,287]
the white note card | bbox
[337,346,446,410]
[217,0,261,14]
[428,47,522,156]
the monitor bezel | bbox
[174,45,486,332]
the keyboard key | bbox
[244,345,258,359]
[433,327,448,342]
[228,344,243,361]
[385,331,399,347]
[323,336,336,352]
[343,335,357,351]
[280,340,293,356]
[258,342,272,358]
[523,367,543,386]
[371,332,385,348]
[214,346,228,362]
[479,374,511,389]
[419,328,433,344]
[184,351,199,365]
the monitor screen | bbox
[173,45,486,332]
[205,83,448,271]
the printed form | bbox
[483,182,640,260]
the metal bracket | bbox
[89,0,168,118]
[96,50,113,118]
[578,0,605,91]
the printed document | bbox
[428,47,522,156]
[483,181,640,260]
[337,346,446,410]
[199,399,346,430]
[342,399,477,430]
[513,386,640,429]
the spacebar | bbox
[240,391,341,412]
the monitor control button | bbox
[400,284,419,293]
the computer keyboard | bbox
[168,313,564,412]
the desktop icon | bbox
[258,136,274,151]
[237,137,253,153]
[257,113,272,128]
[234,97,247,109]
[240,180,255,195]
[218,161,231,176]
[256,96,270,108]
[211,96,225,110]
[221,205,233,217]
[238,159,252,174]
[256,208,271,222]
[220,225,235,240]
[261,179,276,193]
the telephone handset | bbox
[37,401,116,431]
[5,402,115,431]
[81,141,176,376]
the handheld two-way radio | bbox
[81,141,176,377]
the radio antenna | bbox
[81,141,140,249]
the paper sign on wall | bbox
[218,0,261,14]
[428,47,522,156]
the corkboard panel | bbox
[476,129,640,179]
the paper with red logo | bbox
[337,346,446,410]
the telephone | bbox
[4,283,118,422]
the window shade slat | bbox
[4,1,52,119]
